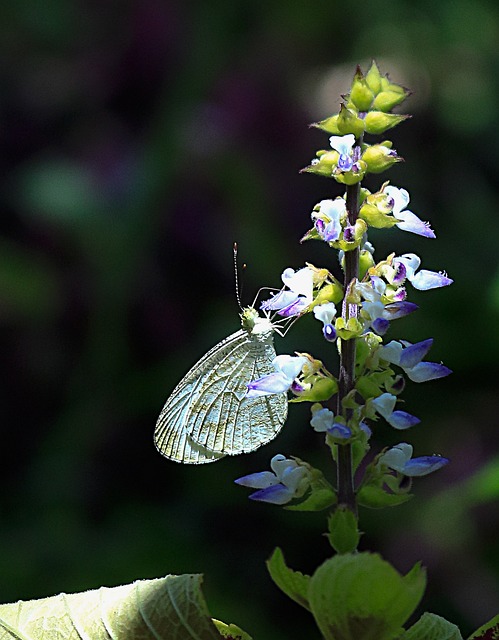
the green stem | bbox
[336,180,361,513]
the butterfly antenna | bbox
[233,242,245,310]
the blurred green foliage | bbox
[0,1,498,638]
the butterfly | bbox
[154,307,288,464]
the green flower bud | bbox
[311,282,344,306]
[330,218,367,251]
[359,202,398,229]
[365,60,382,95]
[364,111,411,135]
[362,143,403,174]
[335,317,363,340]
[350,67,375,111]
[301,150,339,177]
[311,114,341,135]
[359,248,375,279]
[327,507,360,554]
[337,104,365,137]
[290,376,338,403]
[373,84,411,112]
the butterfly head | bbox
[240,306,274,339]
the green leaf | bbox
[286,488,336,512]
[404,612,463,639]
[308,553,426,640]
[266,548,311,611]
[0,575,230,639]
[467,614,499,639]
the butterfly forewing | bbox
[188,336,287,455]
[154,316,288,464]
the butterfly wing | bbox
[154,329,288,464]
[188,334,287,455]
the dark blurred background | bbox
[1,1,499,637]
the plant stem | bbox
[336,180,361,513]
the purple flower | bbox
[329,134,355,171]
[380,443,449,477]
[261,266,313,317]
[234,454,310,505]
[313,302,337,341]
[246,354,307,398]
[371,393,420,430]
[393,253,453,290]
[357,278,418,334]
[385,186,435,239]
[380,339,452,382]
[312,198,346,242]
[310,407,352,439]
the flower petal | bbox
[234,471,278,489]
[385,186,410,215]
[383,301,418,319]
[327,423,352,439]
[372,317,390,335]
[403,455,449,476]
[399,338,433,369]
[310,407,335,432]
[386,410,420,430]
[405,361,452,383]
[249,483,295,505]
[261,290,299,312]
[313,302,337,326]
[372,393,397,418]
[409,269,453,290]
[395,210,436,238]
[274,354,307,379]
[246,372,292,397]
[329,134,355,155]
[380,341,403,365]
[380,444,412,471]
[282,267,314,298]
[314,199,346,226]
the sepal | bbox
[373,82,411,112]
[357,483,413,508]
[337,103,365,137]
[349,66,375,111]
[364,111,411,135]
[301,150,339,177]
[311,114,341,135]
[335,316,364,340]
[362,142,403,173]
[365,60,382,94]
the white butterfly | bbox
[154,307,288,464]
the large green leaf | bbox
[0,575,246,640]
[404,612,463,640]
[307,553,426,640]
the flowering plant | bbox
[231,62,499,639]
